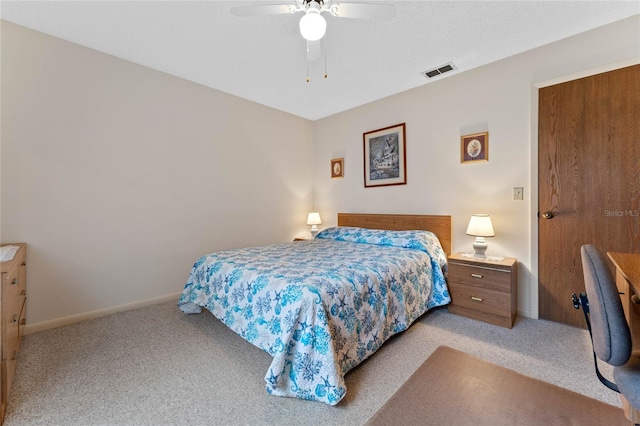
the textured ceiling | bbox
[2,1,639,120]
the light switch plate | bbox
[513,187,524,200]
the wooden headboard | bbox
[337,213,452,255]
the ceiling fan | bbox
[231,0,396,81]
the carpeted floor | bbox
[4,300,622,425]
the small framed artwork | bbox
[331,158,344,178]
[461,132,489,163]
[363,123,407,188]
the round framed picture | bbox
[461,132,489,163]
[331,158,344,178]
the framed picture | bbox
[331,158,344,178]
[461,132,489,163]
[363,123,407,188]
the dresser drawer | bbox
[4,259,26,302]
[448,262,512,293]
[3,254,26,362]
[3,296,25,361]
[4,298,25,395]
[448,281,511,316]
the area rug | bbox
[366,345,627,425]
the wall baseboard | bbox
[517,307,534,320]
[24,292,183,335]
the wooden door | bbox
[538,64,640,327]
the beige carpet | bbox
[5,302,622,425]
[367,345,628,426]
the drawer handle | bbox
[11,351,17,361]
[11,314,18,323]
[470,273,484,279]
[21,318,26,325]
[470,296,484,302]
[11,278,19,285]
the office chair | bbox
[573,245,640,422]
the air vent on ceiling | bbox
[422,62,457,79]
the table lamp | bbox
[466,214,495,258]
[307,212,322,237]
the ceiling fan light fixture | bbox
[299,9,326,41]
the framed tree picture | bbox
[461,132,489,163]
[363,123,407,188]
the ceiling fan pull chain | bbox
[324,34,328,79]
[306,55,310,83]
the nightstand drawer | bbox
[448,282,511,316]
[448,263,511,293]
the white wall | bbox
[1,21,315,330]
[312,15,640,319]
[2,16,638,331]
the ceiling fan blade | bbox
[230,4,295,17]
[307,40,322,62]
[332,3,396,21]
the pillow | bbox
[315,226,447,270]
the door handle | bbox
[541,211,555,219]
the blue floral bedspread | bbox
[178,227,450,405]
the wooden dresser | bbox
[447,252,517,328]
[0,243,27,423]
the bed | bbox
[178,213,452,405]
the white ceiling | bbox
[2,1,639,120]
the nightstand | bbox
[447,253,517,328]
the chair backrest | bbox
[580,244,631,366]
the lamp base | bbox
[310,225,319,238]
[472,237,488,258]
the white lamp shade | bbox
[307,212,322,226]
[465,214,495,237]
[299,11,326,41]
